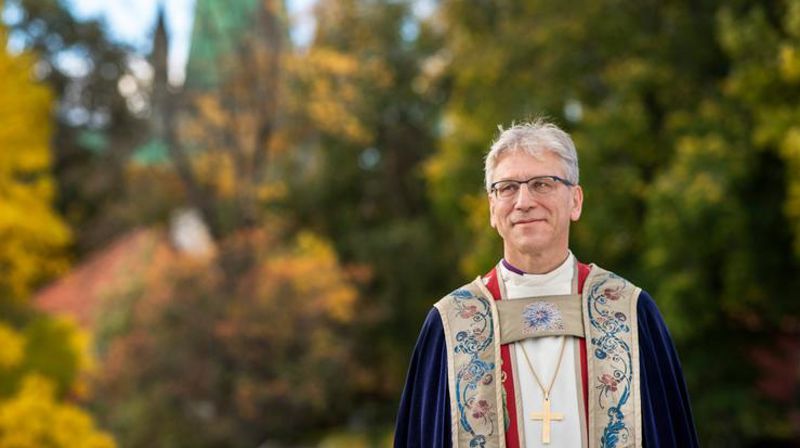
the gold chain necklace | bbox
[519,337,568,444]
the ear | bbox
[489,194,497,228]
[570,185,583,221]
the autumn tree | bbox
[0,17,116,448]
[0,375,112,448]
[0,19,70,303]
[6,0,150,254]
[90,226,361,446]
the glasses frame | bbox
[489,175,575,200]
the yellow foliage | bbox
[318,432,370,448]
[61,317,96,399]
[293,231,357,322]
[287,47,393,145]
[194,94,230,129]
[192,151,236,198]
[256,181,287,202]
[307,47,361,75]
[669,136,729,210]
[317,429,393,448]
[265,231,358,323]
[778,44,800,83]
[423,112,486,201]
[0,25,71,301]
[0,375,116,448]
[781,127,800,161]
[0,324,24,369]
[458,193,501,276]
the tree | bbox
[0,20,71,303]
[0,375,114,448]
[284,0,458,423]
[0,17,115,448]
[6,0,150,255]
[90,226,361,446]
[643,2,800,442]
[160,0,290,238]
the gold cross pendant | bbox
[530,397,564,444]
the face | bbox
[488,150,583,262]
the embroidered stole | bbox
[434,263,643,448]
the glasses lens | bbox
[495,181,519,199]
[529,177,557,194]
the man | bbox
[395,120,698,447]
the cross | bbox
[530,397,564,444]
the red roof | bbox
[34,228,165,329]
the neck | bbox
[504,249,570,275]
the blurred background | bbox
[0,0,798,446]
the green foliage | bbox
[0,315,92,399]
[13,317,85,396]
[0,316,111,447]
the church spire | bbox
[149,3,170,147]
[151,2,169,89]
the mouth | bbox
[513,218,546,226]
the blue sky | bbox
[62,0,316,85]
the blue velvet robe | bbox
[394,291,699,447]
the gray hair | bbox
[484,119,580,192]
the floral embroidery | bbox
[597,373,620,394]
[602,285,623,301]
[448,287,497,447]
[521,301,565,335]
[587,274,633,448]
[469,435,487,448]
[460,304,479,319]
[471,399,491,419]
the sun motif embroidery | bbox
[521,302,565,335]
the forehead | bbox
[493,150,564,180]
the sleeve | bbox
[637,291,700,448]
[394,308,453,448]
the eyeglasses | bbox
[490,175,575,200]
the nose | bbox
[514,184,539,209]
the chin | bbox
[513,227,551,243]
[509,237,552,255]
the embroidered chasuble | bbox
[394,256,700,448]
[500,253,583,447]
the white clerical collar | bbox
[499,251,575,288]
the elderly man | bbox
[395,120,698,447]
